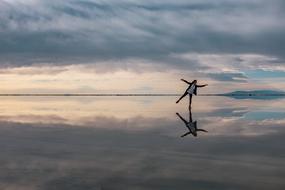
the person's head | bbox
[192,80,197,84]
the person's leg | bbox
[189,95,192,109]
[176,112,188,124]
[189,105,192,122]
[176,92,187,104]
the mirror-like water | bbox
[0,96,284,189]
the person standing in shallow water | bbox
[176,79,208,107]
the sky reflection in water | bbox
[0,96,284,190]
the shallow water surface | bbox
[0,96,284,190]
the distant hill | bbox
[223,90,285,99]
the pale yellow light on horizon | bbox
[0,64,280,94]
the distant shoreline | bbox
[0,93,284,96]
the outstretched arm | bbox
[196,84,208,88]
[181,79,191,85]
[196,129,208,132]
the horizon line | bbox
[0,93,284,96]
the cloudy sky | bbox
[0,0,284,93]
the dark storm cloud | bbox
[0,0,284,70]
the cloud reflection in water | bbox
[0,97,284,189]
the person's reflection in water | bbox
[176,107,208,137]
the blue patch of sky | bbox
[245,70,285,79]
